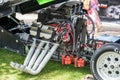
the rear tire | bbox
[90,43,120,80]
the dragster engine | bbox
[0,0,70,54]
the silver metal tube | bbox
[10,62,26,71]
[23,39,36,66]
[10,39,36,72]
[25,44,59,75]
[31,43,50,70]
[27,41,45,68]
[10,39,59,75]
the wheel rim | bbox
[97,51,120,80]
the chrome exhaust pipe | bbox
[31,43,50,70]
[27,41,45,68]
[10,39,59,75]
[10,39,36,70]
[25,43,58,75]
[24,39,36,66]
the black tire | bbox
[90,43,120,80]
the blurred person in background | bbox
[89,0,101,32]
[81,0,101,32]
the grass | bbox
[0,48,91,80]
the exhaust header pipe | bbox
[10,39,59,75]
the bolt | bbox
[108,71,112,74]
[104,64,107,68]
[110,65,114,69]
[107,58,111,61]
[116,71,119,74]
[16,40,19,43]
[1,29,4,32]
[115,58,119,61]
